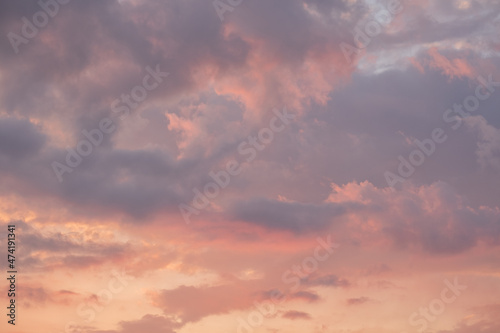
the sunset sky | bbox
[1,0,500,333]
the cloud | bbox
[226,178,500,254]
[5,221,133,272]
[228,198,354,233]
[346,297,371,306]
[282,310,312,320]
[411,47,476,79]
[437,304,500,333]
[301,274,351,288]
[0,2,499,226]
[0,117,46,159]
[465,116,500,170]
[152,283,255,324]
[0,1,500,332]
[86,314,181,333]
[289,290,321,302]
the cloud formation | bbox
[1,0,500,332]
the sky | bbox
[1,0,500,332]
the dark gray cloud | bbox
[228,198,353,233]
[0,117,46,159]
